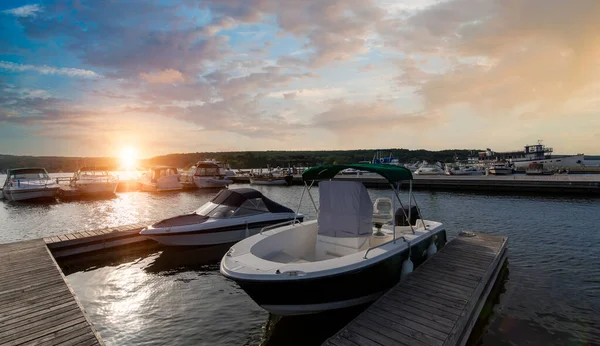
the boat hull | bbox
[143,217,302,246]
[3,187,58,202]
[512,154,585,170]
[489,168,513,175]
[226,230,446,315]
[74,182,118,195]
[194,176,232,188]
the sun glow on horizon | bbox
[119,146,138,170]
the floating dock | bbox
[232,174,600,195]
[44,222,152,259]
[324,232,508,346]
[0,240,104,345]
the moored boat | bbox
[2,167,59,202]
[525,163,555,176]
[140,166,183,192]
[221,163,446,316]
[488,163,513,175]
[249,173,293,186]
[414,162,445,175]
[67,167,119,196]
[193,161,232,189]
[140,188,302,246]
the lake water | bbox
[1,175,599,345]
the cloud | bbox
[203,0,385,67]
[382,0,600,117]
[0,61,100,78]
[311,99,436,136]
[139,69,185,84]
[2,4,42,18]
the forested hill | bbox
[0,149,479,173]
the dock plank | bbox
[0,240,104,346]
[324,233,508,346]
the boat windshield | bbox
[195,198,271,218]
[10,169,50,180]
[195,202,237,218]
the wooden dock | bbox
[44,221,153,259]
[0,240,104,345]
[324,232,508,346]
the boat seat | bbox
[315,235,369,259]
[372,197,394,225]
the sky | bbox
[1,0,599,158]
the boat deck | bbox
[0,240,104,345]
[324,232,508,346]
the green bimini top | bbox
[302,163,413,184]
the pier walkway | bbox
[324,232,508,346]
[0,240,104,345]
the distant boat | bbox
[2,167,59,201]
[445,165,484,176]
[140,166,183,192]
[249,173,293,186]
[191,161,232,189]
[488,163,513,175]
[414,162,445,175]
[525,163,554,176]
[67,167,119,196]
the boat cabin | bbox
[6,168,50,181]
[149,166,178,182]
[194,162,222,177]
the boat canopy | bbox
[302,163,413,183]
[318,181,373,237]
[210,188,293,214]
[79,166,110,172]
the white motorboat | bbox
[193,161,232,188]
[488,163,513,175]
[140,188,302,246]
[249,173,293,186]
[68,167,119,196]
[2,168,59,201]
[414,162,445,175]
[221,164,446,316]
[140,166,183,192]
[445,165,484,176]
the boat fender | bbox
[401,257,413,280]
[427,236,438,257]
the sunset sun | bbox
[119,146,138,170]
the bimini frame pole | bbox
[408,180,412,222]
[390,182,415,234]
[392,182,397,243]
[293,183,308,223]
[306,180,318,214]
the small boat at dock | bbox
[488,163,514,175]
[64,167,118,196]
[525,163,555,176]
[2,167,59,201]
[249,172,293,186]
[221,163,446,316]
[140,166,183,192]
[140,188,302,246]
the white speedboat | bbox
[2,168,59,201]
[414,162,445,175]
[140,188,302,246]
[68,167,118,196]
[249,173,293,186]
[140,166,183,192]
[445,165,484,176]
[193,161,232,188]
[221,164,446,316]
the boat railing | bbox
[260,219,302,235]
[364,235,410,260]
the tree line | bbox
[0,149,480,173]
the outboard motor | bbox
[395,205,419,226]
